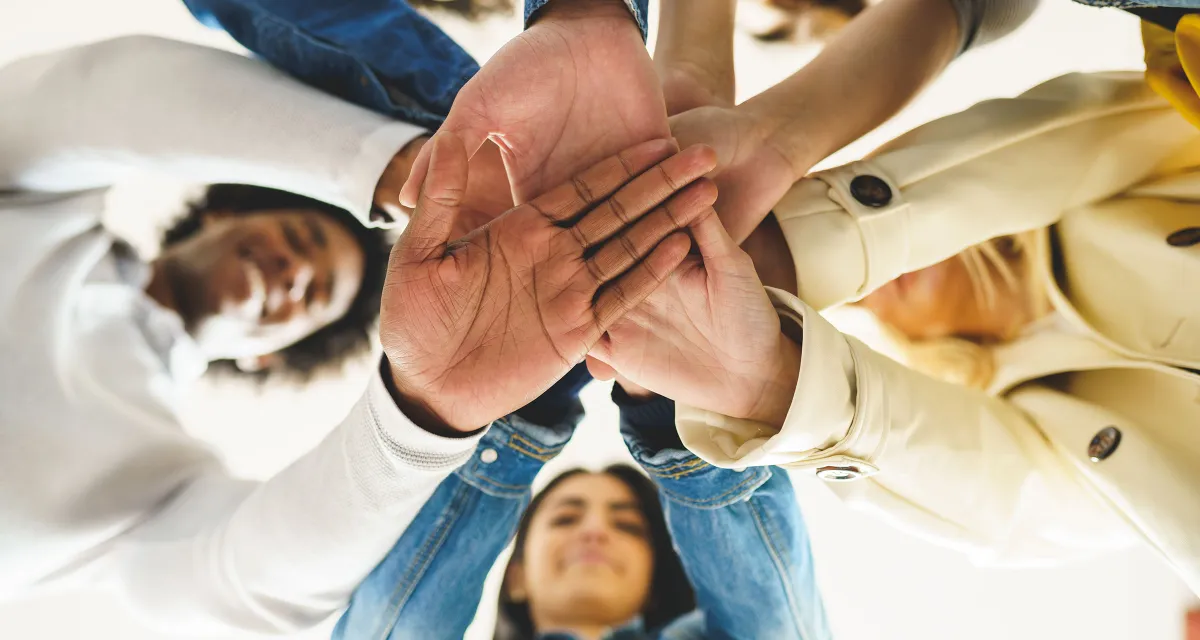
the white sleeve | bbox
[112,365,484,634]
[0,36,425,225]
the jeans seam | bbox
[643,457,707,478]
[506,432,564,461]
[748,496,811,640]
[371,480,475,639]
[658,469,765,508]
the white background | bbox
[1,0,1196,638]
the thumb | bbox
[399,122,490,208]
[585,354,616,380]
[395,132,470,262]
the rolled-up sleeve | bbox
[525,0,649,40]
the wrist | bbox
[383,360,479,437]
[737,99,823,182]
[743,331,802,429]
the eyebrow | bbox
[548,497,642,514]
[304,216,328,249]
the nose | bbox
[259,247,314,314]
[575,513,612,544]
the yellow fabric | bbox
[1143,17,1200,129]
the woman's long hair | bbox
[493,465,696,640]
[880,232,1052,389]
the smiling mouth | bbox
[239,258,268,319]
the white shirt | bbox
[0,36,483,634]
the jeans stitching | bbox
[748,491,812,640]
[658,469,766,508]
[373,481,474,639]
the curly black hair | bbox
[407,0,513,19]
[162,184,392,380]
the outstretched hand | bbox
[589,208,801,428]
[380,133,719,433]
[398,0,671,207]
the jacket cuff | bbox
[773,161,909,311]
[340,121,426,230]
[514,362,591,427]
[364,360,485,472]
[525,0,649,41]
[676,289,882,478]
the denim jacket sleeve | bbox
[181,0,478,129]
[332,364,591,640]
[525,0,650,40]
[614,388,833,640]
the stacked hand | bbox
[398,0,671,207]
[380,0,808,436]
[380,133,718,433]
[587,208,801,429]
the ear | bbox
[235,353,279,373]
[504,562,528,603]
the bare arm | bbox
[653,0,737,113]
[743,0,964,178]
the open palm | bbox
[381,134,718,431]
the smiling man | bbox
[145,184,391,375]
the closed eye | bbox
[282,221,308,257]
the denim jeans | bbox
[183,0,651,130]
[333,380,831,640]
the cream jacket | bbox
[676,72,1200,594]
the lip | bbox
[239,258,268,319]
[564,548,616,569]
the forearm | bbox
[115,368,483,634]
[615,391,829,639]
[663,469,831,640]
[742,0,961,177]
[0,37,423,222]
[182,0,477,125]
[766,72,1184,310]
[654,0,737,112]
[335,402,584,639]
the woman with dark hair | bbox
[334,360,831,640]
[492,464,695,640]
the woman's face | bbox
[859,247,1031,343]
[514,473,655,633]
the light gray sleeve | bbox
[950,0,1040,54]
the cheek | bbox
[522,530,566,584]
[621,538,655,585]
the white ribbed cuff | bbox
[338,121,427,230]
[362,365,485,472]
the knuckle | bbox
[655,163,681,192]
[585,255,609,283]
[608,197,632,224]
[571,175,595,204]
